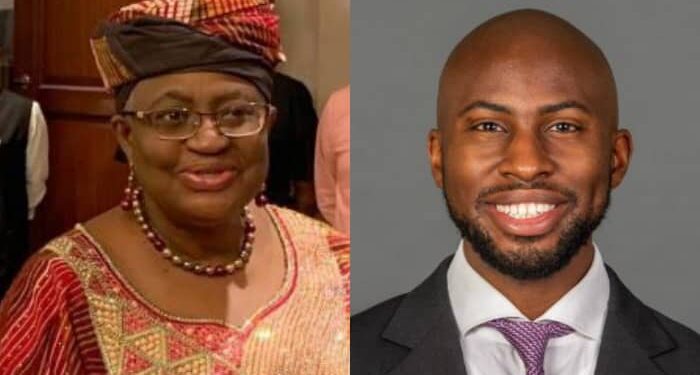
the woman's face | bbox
[115,72,272,227]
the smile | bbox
[495,203,556,220]
[179,169,236,192]
[484,199,570,237]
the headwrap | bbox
[90,0,284,109]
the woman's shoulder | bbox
[268,204,350,244]
[41,226,99,262]
[10,226,104,292]
[0,229,91,316]
[4,246,75,293]
[268,204,349,276]
[268,205,350,313]
[0,229,104,374]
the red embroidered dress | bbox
[0,206,349,374]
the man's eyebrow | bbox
[459,100,512,116]
[539,101,590,114]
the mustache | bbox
[476,181,578,202]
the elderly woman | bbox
[0,1,349,374]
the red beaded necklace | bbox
[121,173,267,277]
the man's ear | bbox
[112,115,133,163]
[610,128,633,189]
[428,128,444,189]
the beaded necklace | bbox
[120,172,268,277]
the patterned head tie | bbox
[90,0,285,108]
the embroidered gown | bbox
[0,206,350,375]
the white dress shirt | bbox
[25,101,49,220]
[447,241,610,375]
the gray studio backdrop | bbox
[351,0,700,332]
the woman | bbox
[0,1,349,374]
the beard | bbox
[443,180,610,280]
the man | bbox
[315,85,350,234]
[352,9,700,375]
[0,87,48,301]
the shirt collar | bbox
[447,240,610,340]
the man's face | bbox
[430,44,631,279]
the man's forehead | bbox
[444,25,608,92]
[446,55,600,109]
[437,9,617,127]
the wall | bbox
[277,0,349,110]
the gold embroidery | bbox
[43,206,349,374]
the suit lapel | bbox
[377,261,677,375]
[382,257,467,375]
[594,267,675,375]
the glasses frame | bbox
[120,102,275,140]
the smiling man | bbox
[351,9,700,375]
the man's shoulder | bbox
[650,308,700,367]
[604,267,700,372]
[352,257,453,348]
[0,89,32,107]
[351,295,409,374]
[653,310,700,345]
[352,294,406,336]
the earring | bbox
[121,164,138,210]
[255,183,268,207]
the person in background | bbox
[315,85,349,234]
[266,71,318,216]
[0,10,12,61]
[0,82,49,301]
[0,1,349,373]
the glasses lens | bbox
[218,103,265,136]
[150,108,195,138]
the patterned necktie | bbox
[485,318,574,375]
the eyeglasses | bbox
[121,102,274,140]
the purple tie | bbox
[485,318,574,375]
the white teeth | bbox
[528,203,537,215]
[495,203,556,219]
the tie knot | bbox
[485,318,574,375]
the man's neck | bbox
[463,242,595,320]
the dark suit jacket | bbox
[352,257,700,374]
[0,90,32,301]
